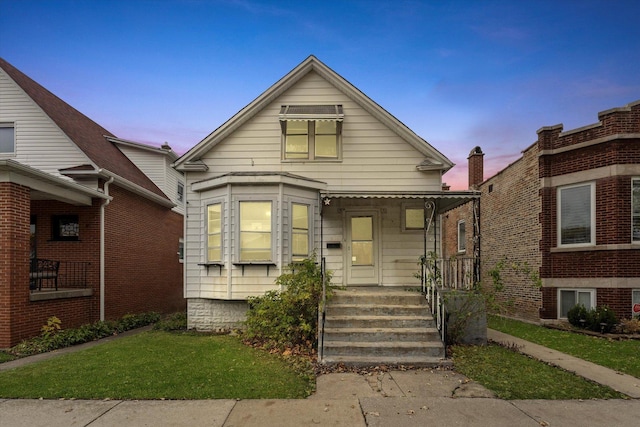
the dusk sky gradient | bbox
[1,0,639,189]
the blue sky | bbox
[1,0,639,189]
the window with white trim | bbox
[178,238,184,263]
[177,182,184,203]
[403,206,424,231]
[239,201,272,262]
[558,183,595,246]
[632,289,640,317]
[559,289,595,318]
[280,105,343,161]
[0,123,15,154]
[207,203,222,262]
[291,203,310,262]
[458,220,466,252]
[633,178,640,243]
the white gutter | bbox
[100,176,115,321]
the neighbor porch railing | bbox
[30,259,90,291]
[421,256,476,344]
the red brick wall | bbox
[0,181,184,348]
[538,101,640,320]
[0,182,31,348]
[103,185,184,320]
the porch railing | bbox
[30,259,90,291]
[318,256,327,362]
[421,256,476,345]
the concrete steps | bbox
[320,287,447,367]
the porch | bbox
[29,259,93,301]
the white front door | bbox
[345,211,380,286]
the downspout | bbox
[100,175,114,321]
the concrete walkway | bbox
[488,329,640,399]
[1,329,640,426]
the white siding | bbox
[183,70,444,301]
[197,71,442,192]
[0,70,92,182]
[117,144,185,214]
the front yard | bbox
[0,331,314,399]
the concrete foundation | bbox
[187,298,248,331]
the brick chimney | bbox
[468,146,484,189]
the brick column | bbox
[0,182,31,348]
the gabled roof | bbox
[174,55,454,172]
[0,57,169,201]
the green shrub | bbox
[567,304,617,333]
[591,305,617,333]
[244,255,333,350]
[9,312,160,357]
[153,312,187,331]
[567,304,589,328]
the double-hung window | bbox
[207,203,222,262]
[291,203,310,262]
[558,183,595,247]
[633,178,640,243]
[0,123,15,155]
[239,201,272,262]
[280,105,343,161]
[559,289,594,318]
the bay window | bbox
[239,201,272,261]
[207,203,222,262]
[291,203,310,261]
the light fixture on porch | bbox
[322,197,331,206]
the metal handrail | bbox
[318,256,327,362]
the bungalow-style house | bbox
[0,58,185,348]
[444,100,640,322]
[174,56,477,363]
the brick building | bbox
[444,100,640,322]
[0,58,185,347]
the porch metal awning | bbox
[319,190,480,213]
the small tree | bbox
[244,255,333,351]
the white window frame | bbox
[236,199,275,263]
[557,182,596,248]
[457,220,466,253]
[632,178,640,243]
[206,202,224,263]
[178,238,184,263]
[291,202,311,262]
[0,123,16,155]
[281,120,342,162]
[177,182,184,203]
[401,203,424,232]
[632,289,640,317]
[558,288,595,319]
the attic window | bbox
[280,105,343,161]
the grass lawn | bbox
[0,352,15,363]
[452,344,626,400]
[0,331,314,400]
[489,315,640,378]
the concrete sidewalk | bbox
[488,329,640,399]
[1,329,640,426]
[1,369,639,426]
